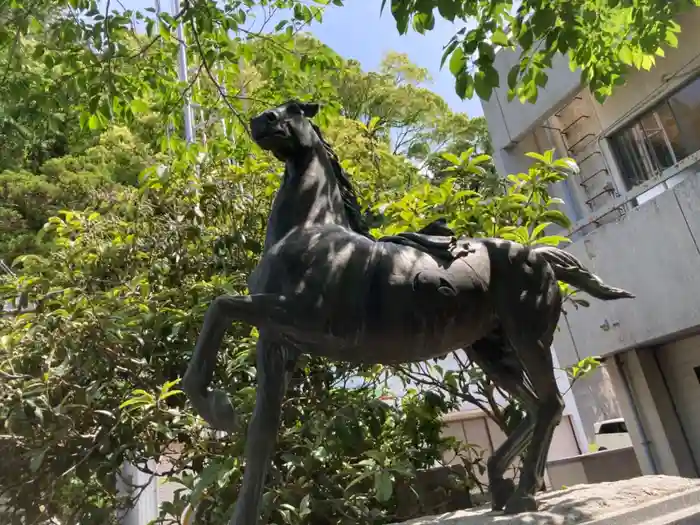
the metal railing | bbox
[567,149,700,237]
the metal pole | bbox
[172,0,195,144]
[154,0,175,144]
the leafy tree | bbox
[0,9,486,525]
[0,127,162,261]
[379,0,698,103]
[0,4,600,525]
[3,0,695,120]
[0,119,483,524]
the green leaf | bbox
[471,154,491,165]
[412,12,435,33]
[437,0,459,20]
[551,158,580,177]
[507,64,520,89]
[441,152,461,165]
[491,29,509,46]
[474,71,491,100]
[118,397,151,410]
[346,471,373,492]
[30,449,47,473]
[368,116,382,132]
[539,210,572,228]
[619,45,633,66]
[641,55,654,71]
[666,31,679,47]
[533,235,570,247]
[190,462,224,504]
[455,72,474,99]
[525,151,549,163]
[299,494,312,516]
[529,222,552,240]
[364,449,386,463]
[449,46,465,76]
[374,470,393,502]
[519,26,534,50]
[130,99,149,114]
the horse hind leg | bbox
[467,333,539,511]
[497,255,564,514]
[502,344,563,514]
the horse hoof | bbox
[205,390,239,433]
[490,478,515,511]
[503,492,538,514]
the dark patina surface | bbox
[183,100,634,525]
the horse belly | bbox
[353,259,494,363]
[371,294,492,363]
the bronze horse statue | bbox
[182,100,634,524]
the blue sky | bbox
[112,0,484,117]
[303,2,484,117]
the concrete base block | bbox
[393,475,700,525]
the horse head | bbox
[249,99,372,241]
[250,99,321,162]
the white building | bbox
[479,6,700,478]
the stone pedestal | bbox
[393,476,700,525]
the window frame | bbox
[607,72,700,207]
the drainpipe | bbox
[612,353,658,474]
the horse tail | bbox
[532,245,635,301]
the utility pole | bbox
[172,0,195,144]
[117,6,194,523]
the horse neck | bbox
[263,145,349,250]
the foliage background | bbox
[1,2,601,524]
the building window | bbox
[609,75,700,193]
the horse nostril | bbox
[264,111,276,122]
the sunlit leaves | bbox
[0,16,489,523]
[376,148,576,257]
[378,0,697,104]
[0,2,599,523]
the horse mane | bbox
[312,123,373,239]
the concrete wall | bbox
[607,349,699,478]
[656,335,700,469]
[481,49,581,151]
[552,173,700,366]
[547,446,642,490]
[442,409,581,488]
[566,366,623,443]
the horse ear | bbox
[299,102,320,118]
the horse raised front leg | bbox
[183,293,300,431]
[230,340,298,525]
